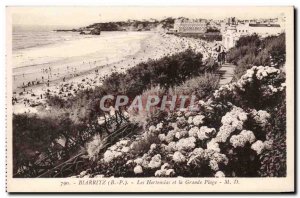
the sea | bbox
[12,25,151,89]
[12,25,86,51]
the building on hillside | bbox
[173,19,207,33]
[222,16,285,50]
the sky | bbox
[7,6,287,28]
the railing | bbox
[36,123,140,178]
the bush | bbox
[226,33,286,80]
[172,73,220,100]
[75,65,286,178]
[258,91,286,176]
[13,114,73,174]
[49,49,210,123]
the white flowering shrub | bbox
[79,66,286,178]
[213,66,285,110]
[86,135,105,161]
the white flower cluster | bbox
[215,106,248,143]
[254,66,280,80]
[250,109,271,127]
[132,152,163,172]
[197,126,216,140]
[82,66,283,178]
[155,163,176,177]
[173,151,186,163]
[215,171,225,178]
[188,126,200,137]
[213,66,283,99]
[148,154,162,169]
[187,147,205,165]
[133,165,143,174]
[193,115,205,125]
[86,135,104,160]
[207,139,221,152]
[263,82,286,96]
[149,122,164,134]
[230,130,256,148]
[251,140,273,155]
[175,129,189,139]
[103,139,130,163]
[176,137,196,151]
[208,150,229,171]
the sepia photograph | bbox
[5,6,294,192]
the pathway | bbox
[217,63,236,85]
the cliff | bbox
[55,18,177,35]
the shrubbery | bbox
[13,114,80,174]
[171,73,220,100]
[175,33,222,42]
[15,49,221,176]
[226,33,285,80]
[47,49,215,123]
[76,65,286,178]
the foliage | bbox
[74,65,286,178]
[13,114,76,173]
[48,49,209,124]
[175,33,222,42]
[258,91,286,176]
[85,18,173,31]
[171,73,220,100]
[206,27,220,33]
[226,33,286,80]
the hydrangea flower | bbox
[173,151,186,163]
[215,125,235,143]
[165,130,176,143]
[161,163,170,170]
[176,116,187,126]
[103,150,115,163]
[188,126,200,137]
[193,115,205,125]
[197,126,216,140]
[166,169,175,176]
[155,163,176,177]
[230,130,255,148]
[187,147,205,166]
[134,165,143,174]
[121,147,130,153]
[158,134,166,142]
[187,116,194,124]
[207,139,221,153]
[209,159,219,171]
[134,157,143,165]
[251,140,265,155]
[150,143,157,151]
[175,130,188,139]
[148,154,162,169]
[149,125,156,133]
[156,123,164,131]
[240,130,256,143]
[215,171,225,178]
[251,109,271,127]
[154,169,164,177]
[176,137,196,151]
[166,141,177,152]
[119,140,130,146]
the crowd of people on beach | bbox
[12,33,223,114]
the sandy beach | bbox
[12,32,219,114]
